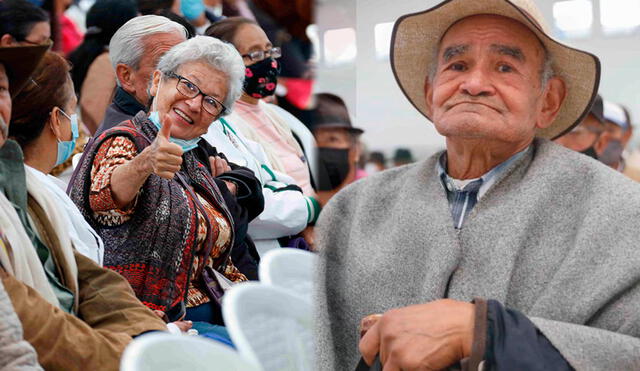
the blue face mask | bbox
[54,109,78,166]
[181,0,205,21]
[149,111,201,152]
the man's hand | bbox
[148,119,183,179]
[209,156,231,177]
[301,225,315,251]
[359,299,475,370]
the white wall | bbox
[316,0,640,161]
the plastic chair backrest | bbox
[223,283,314,371]
[120,332,260,371]
[258,248,317,302]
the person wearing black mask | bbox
[555,94,610,160]
[312,93,363,206]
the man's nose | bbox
[459,67,495,97]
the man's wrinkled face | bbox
[131,31,186,105]
[426,15,553,145]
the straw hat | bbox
[0,42,50,97]
[390,0,600,139]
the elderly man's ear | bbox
[536,77,567,130]
[115,64,137,94]
[424,77,434,118]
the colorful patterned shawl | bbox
[69,112,234,315]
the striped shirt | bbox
[437,147,530,229]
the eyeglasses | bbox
[165,72,227,116]
[241,47,281,62]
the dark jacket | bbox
[94,87,146,137]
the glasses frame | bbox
[165,71,227,116]
[241,47,282,62]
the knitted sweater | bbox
[69,112,235,316]
[315,138,640,370]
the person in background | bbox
[554,94,609,159]
[70,37,261,340]
[205,17,320,247]
[56,0,84,55]
[599,100,632,170]
[250,0,314,116]
[181,0,213,35]
[205,17,316,196]
[0,42,166,371]
[95,15,188,135]
[392,147,414,167]
[312,93,363,206]
[0,0,50,46]
[68,0,138,134]
[203,92,321,256]
[204,0,225,23]
[364,151,386,174]
[9,51,104,264]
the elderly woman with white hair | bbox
[69,36,252,341]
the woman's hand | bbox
[149,119,184,179]
[209,156,231,177]
[109,119,183,209]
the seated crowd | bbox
[0,0,327,369]
[0,0,638,370]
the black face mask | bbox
[317,147,351,191]
[580,146,598,159]
[598,140,624,167]
[243,57,280,99]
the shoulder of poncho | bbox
[533,139,640,207]
[320,156,438,222]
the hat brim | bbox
[313,123,364,135]
[0,42,50,98]
[390,0,600,139]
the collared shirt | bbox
[437,146,530,229]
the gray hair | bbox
[156,36,245,116]
[427,45,555,89]
[109,15,187,72]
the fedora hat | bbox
[390,0,600,139]
[311,93,364,135]
[0,42,50,98]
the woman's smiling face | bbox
[150,60,228,140]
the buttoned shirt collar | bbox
[437,146,531,200]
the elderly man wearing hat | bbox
[315,0,640,370]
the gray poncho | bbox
[315,138,640,370]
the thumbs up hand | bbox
[149,118,184,179]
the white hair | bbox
[156,36,245,116]
[109,15,187,72]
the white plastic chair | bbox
[222,283,314,371]
[120,332,260,371]
[258,248,317,302]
